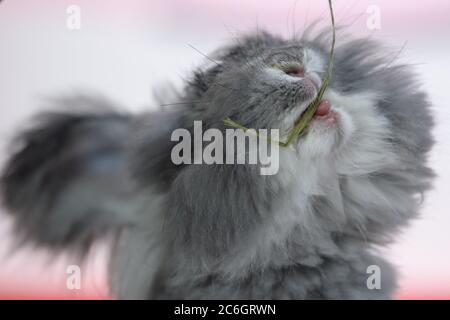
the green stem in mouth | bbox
[223,0,336,148]
[223,117,281,145]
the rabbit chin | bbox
[292,89,388,163]
[295,107,354,158]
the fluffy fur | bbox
[0,30,434,299]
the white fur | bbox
[202,89,397,280]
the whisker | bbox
[302,0,311,37]
[342,11,366,28]
[159,101,206,107]
[187,44,221,66]
[211,82,241,93]
[337,0,361,25]
[384,41,408,69]
[291,0,299,40]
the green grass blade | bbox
[223,0,336,147]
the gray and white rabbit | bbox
[0,29,434,299]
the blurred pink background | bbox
[0,0,449,299]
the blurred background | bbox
[0,0,449,299]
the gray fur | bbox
[0,30,434,299]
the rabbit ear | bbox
[0,95,138,255]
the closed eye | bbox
[273,62,305,78]
[284,66,305,77]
